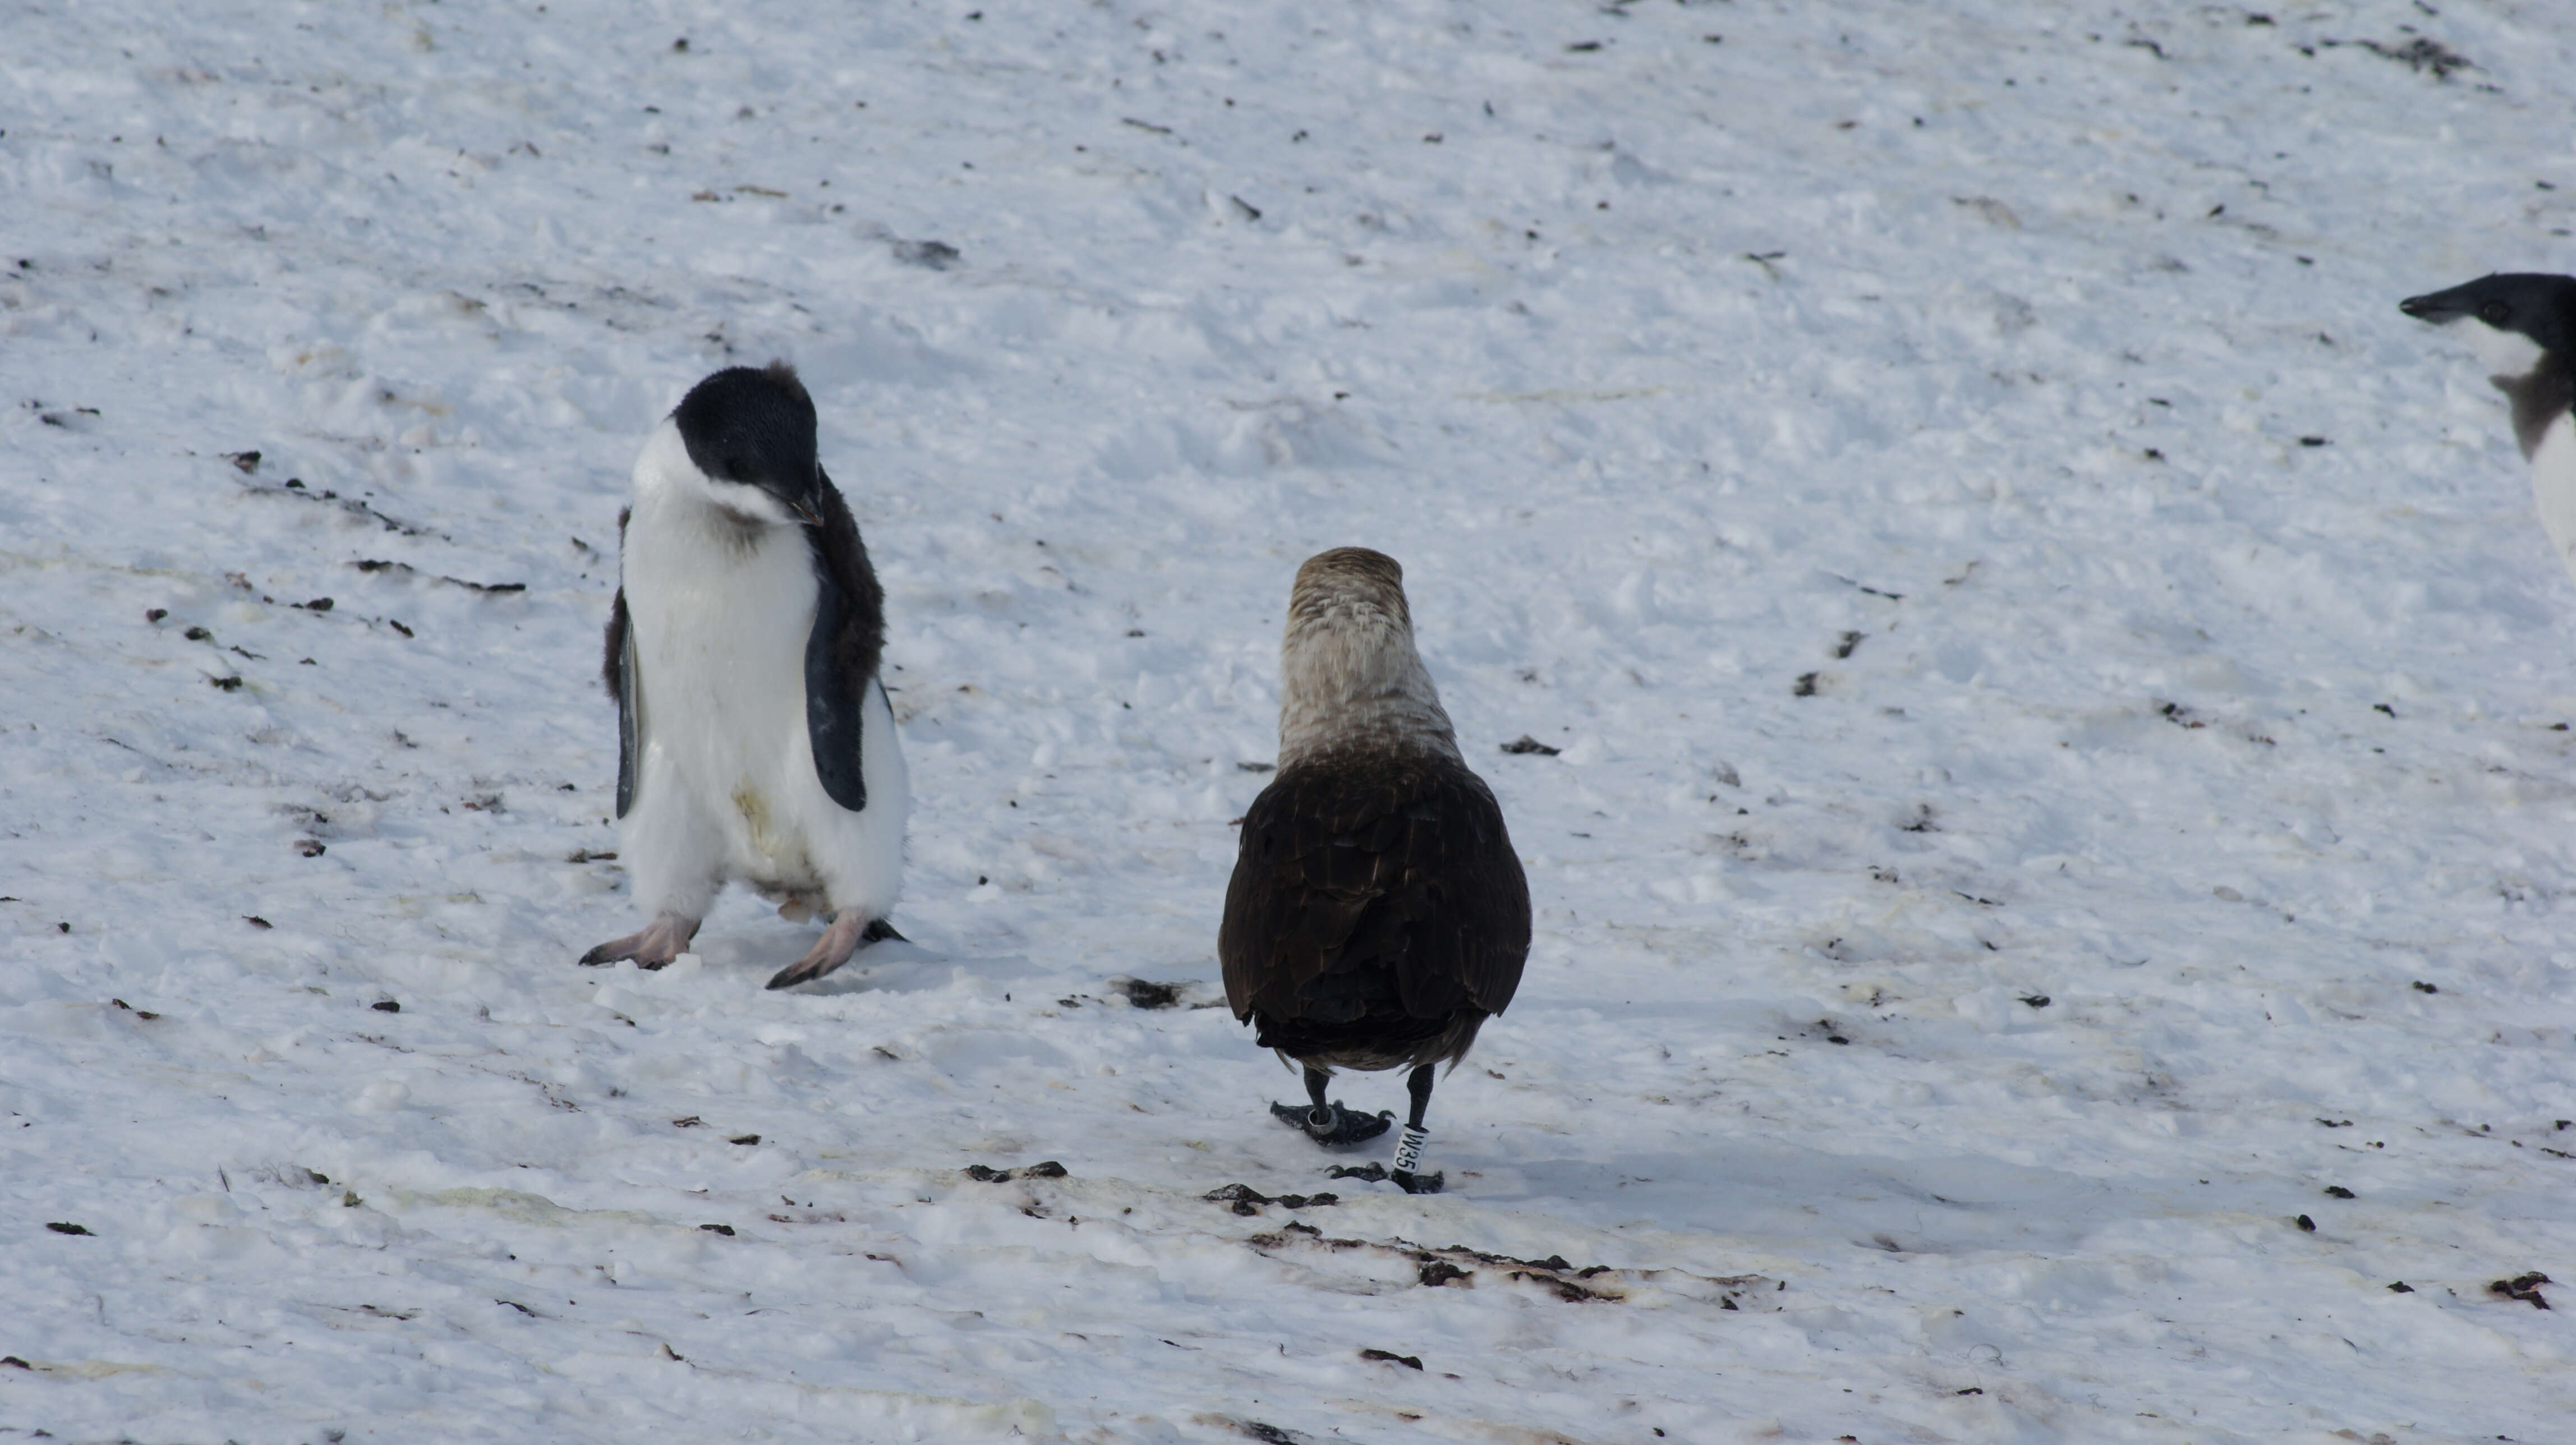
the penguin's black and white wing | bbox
[801,468,887,813]
[1219,754,1530,1046]
[602,507,642,819]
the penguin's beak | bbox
[789,499,824,527]
[2399,284,2473,324]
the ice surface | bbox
[4,2,2573,1441]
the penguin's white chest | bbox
[2529,411,2576,590]
[627,505,825,876]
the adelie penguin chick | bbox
[1220,548,1530,1194]
[580,364,909,988]
[2400,273,2576,586]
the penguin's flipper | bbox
[609,590,643,818]
[803,565,870,812]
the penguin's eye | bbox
[2480,300,2510,325]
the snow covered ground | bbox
[6,1,2575,1439]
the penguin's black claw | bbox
[766,950,845,990]
[1390,1169,1443,1195]
[861,917,907,944]
[1268,1101,1393,1147]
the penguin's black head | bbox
[671,362,824,524]
[2400,273,2576,361]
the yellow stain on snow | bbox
[22,1360,169,1379]
[1459,386,1667,404]
[387,1185,657,1230]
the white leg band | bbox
[1392,1125,1428,1175]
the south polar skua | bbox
[1220,547,1531,1194]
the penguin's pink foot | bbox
[578,912,700,969]
[766,909,902,990]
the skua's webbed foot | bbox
[1321,1160,1445,1194]
[1269,1100,1393,1147]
